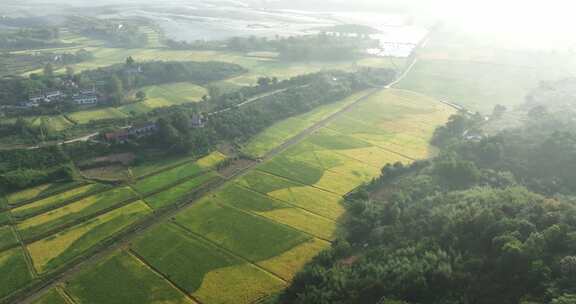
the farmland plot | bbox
[18,187,138,240]
[12,183,108,219]
[133,223,285,304]
[144,172,221,210]
[174,198,310,262]
[0,226,17,250]
[31,288,68,304]
[66,251,194,304]
[216,184,336,240]
[6,182,81,206]
[0,247,34,300]
[131,162,204,195]
[242,90,374,157]
[27,201,151,273]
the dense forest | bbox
[279,84,576,304]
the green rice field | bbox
[0,247,34,300]
[6,182,82,206]
[133,223,285,304]
[27,201,152,273]
[30,288,69,304]
[174,198,310,262]
[144,172,221,210]
[17,187,138,240]
[66,251,194,304]
[131,162,204,195]
[12,183,108,219]
[0,226,18,250]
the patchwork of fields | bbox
[0,151,227,302]
[1,88,454,304]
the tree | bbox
[43,63,54,77]
[65,66,75,79]
[135,91,146,101]
[108,75,124,106]
[126,56,135,66]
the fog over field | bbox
[3,0,575,49]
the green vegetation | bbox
[175,198,310,262]
[281,85,576,303]
[258,157,324,186]
[144,172,221,210]
[242,90,373,157]
[0,212,9,226]
[122,82,207,114]
[0,247,34,300]
[0,226,17,250]
[12,183,107,218]
[27,201,151,273]
[131,162,203,195]
[66,251,193,304]
[30,288,68,304]
[68,108,128,124]
[6,182,81,206]
[18,186,138,240]
[133,223,285,304]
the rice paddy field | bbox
[27,201,152,274]
[65,251,194,304]
[17,186,138,240]
[30,288,69,304]
[132,223,285,304]
[0,226,17,250]
[12,183,108,219]
[0,247,34,299]
[6,182,82,206]
[144,172,221,210]
[131,162,204,195]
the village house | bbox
[73,93,99,105]
[191,113,206,128]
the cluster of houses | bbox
[22,86,101,108]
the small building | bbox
[45,90,64,102]
[29,95,45,103]
[73,94,99,105]
[191,113,206,128]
